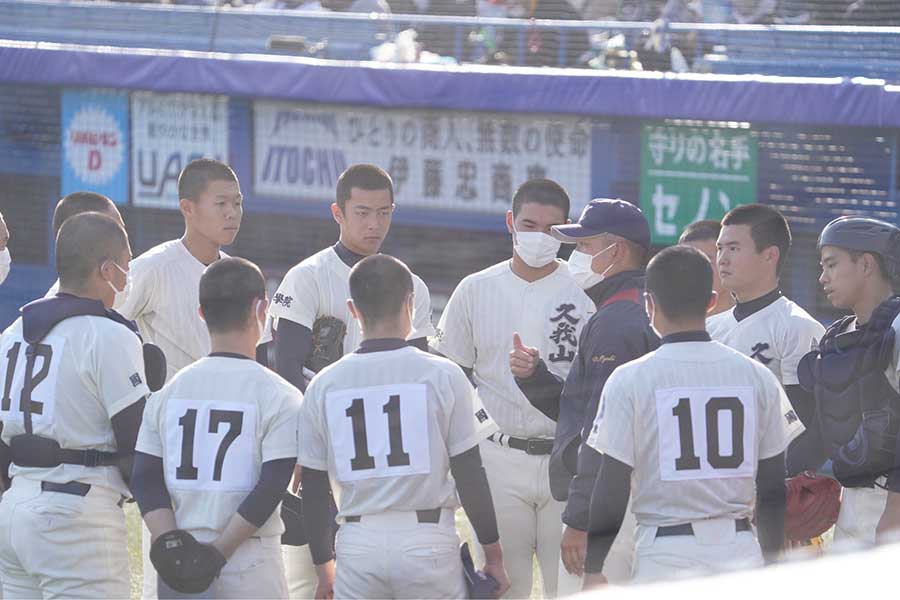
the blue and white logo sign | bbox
[61,89,129,204]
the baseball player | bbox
[0,213,151,597]
[115,158,243,598]
[0,211,9,286]
[710,204,824,389]
[43,192,126,297]
[583,245,803,586]
[786,217,900,549]
[267,163,434,597]
[432,179,594,599]
[133,257,301,599]
[298,254,511,599]
[678,219,734,318]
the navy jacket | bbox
[517,270,659,530]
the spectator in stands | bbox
[732,0,777,23]
[574,0,622,20]
[842,0,900,25]
[386,0,476,60]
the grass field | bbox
[125,503,144,600]
[126,507,543,600]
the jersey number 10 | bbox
[672,396,744,470]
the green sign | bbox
[639,124,758,245]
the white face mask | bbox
[567,243,617,289]
[106,261,132,307]
[513,224,562,268]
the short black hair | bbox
[56,212,128,288]
[679,219,722,245]
[511,179,570,218]
[178,158,239,202]
[199,258,266,334]
[52,192,117,237]
[349,254,413,325]
[646,245,713,321]
[721,204,792,274]
[336,164,394,211]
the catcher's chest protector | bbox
[798,295,900,487]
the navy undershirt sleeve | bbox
[273,318,313,392]
[785,385,827,476]
[111,398,146,490]
[450,446,500,545]
[237,457,297,528]
[131,451,172,516]
[302,467,337,565]
[515,359,564,422]
[584,451,632,574]
[756,452,787,563]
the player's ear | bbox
[331,203,344,226]
[179,197,194,222]
[347,299,360,322]
[644,292,656,325]
[256,297,269,320]
[197,305,206,323]
[506,210,514,235]
[706,290,718,315]
[764,245,780,269]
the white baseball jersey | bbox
[267,246,435,353]
[709,295,824,386]
[136,355,301,543]
[586,340,804,527]
[116,240,226,380]
[44,279,60,298]
[0,315,150,496]
[296,344,497,520]
[431,261,594,438]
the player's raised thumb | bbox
[513,332,525,351]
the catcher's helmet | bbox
[818,216,900,279]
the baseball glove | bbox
[305,316,347,373]
[281,491,307,546]
[784,473,841,541]
[151,529,227,594]
[461,542,498,599]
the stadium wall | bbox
[0,40,898,328]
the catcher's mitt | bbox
[151,529,226,594]
[305,316,347,373]
[784,473,841,541]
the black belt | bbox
[57,449,120,468]
[488,434,553,456]
[656,518,752,538]
[345,508,442,524]
[41,481,91,496]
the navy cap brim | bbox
[550,223,606,243]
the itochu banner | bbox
[131,92,229,209]
[253,101,594,217]
[61,89,129,204]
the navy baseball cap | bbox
[552,199,651,250]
